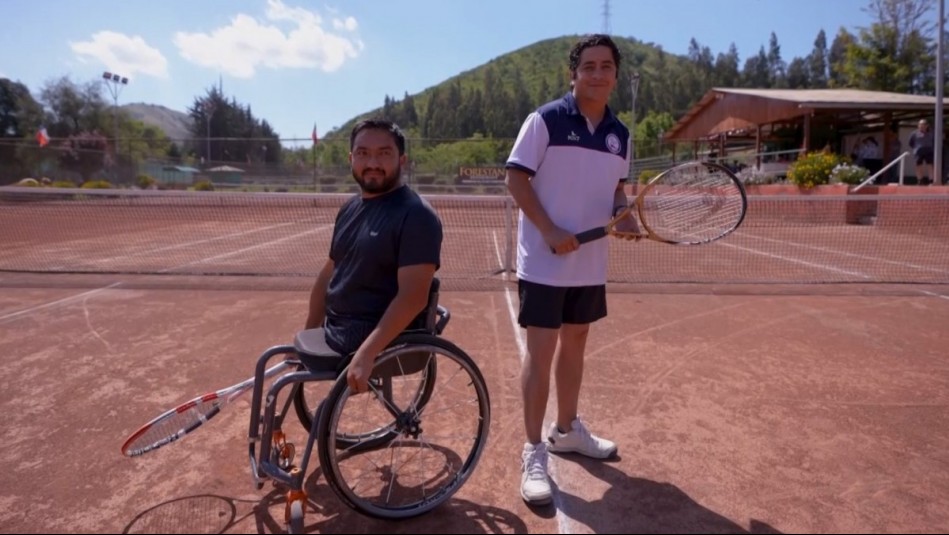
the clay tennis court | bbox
[1,188,948,533]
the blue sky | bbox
[2,0,889,146]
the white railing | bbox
[852,151,911,192]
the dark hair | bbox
[350,118,406,155]
[569,34,622,75]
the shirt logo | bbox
[567,131,580,142]
[606,133,622,154]
[369,230,379,237]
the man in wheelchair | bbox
[303,118,443,394]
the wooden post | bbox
[755,125,762,169]
[803,114,812,152]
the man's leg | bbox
[546,285,616,459]
[516,280,564,505]
[523,326,559,443]
[554,322,590,432]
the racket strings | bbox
[640,169,744,243]
[127,401,219,452]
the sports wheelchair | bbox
[246,279,491,532]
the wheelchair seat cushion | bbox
[294,328,344,372]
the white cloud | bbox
[173,0,363,79]
[332,17,358,32]
[70,31,169,79]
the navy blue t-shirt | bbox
[323,185,442,355]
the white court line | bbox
[1,224,334,323]
[492,230,572,534]
[721,239,949,300]
[0,283,121,324]
[492,231,525,356]
[77,220,305,270]
[159,225,331,272]
[736,230,949,276]
[719,241,873,279]
[918,290,949,301]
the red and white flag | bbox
[36,127,49,147]
[311,123,318,145]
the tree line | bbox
[0,79,282,184]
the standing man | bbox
[909,119,936,185]
[304,119,443,393]
[504,34,636,505]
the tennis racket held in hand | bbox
[576,161,747,246]
[121,361,291,457]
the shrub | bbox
[829,163,870,185]
[638,169,661,184]
[786,152,843,188]
[193,179,214,191]
[51,180,77,188]
[136,174,157,189]
[81,179,113,189]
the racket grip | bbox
[548,227,609,253]
[575,227,608,244]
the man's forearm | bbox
[356,290,428,360]
[612,185,629,214]
[304,262,333,329]
[506,171,555,233]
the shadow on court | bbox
[550,456,782,534]
[122,465,528,534]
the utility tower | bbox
[601,0,611,35]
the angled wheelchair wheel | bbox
[317,334,490,519]
[293,354,437,451]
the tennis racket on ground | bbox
[576,161,747,246]
[121,361,291,457]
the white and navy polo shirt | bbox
[506,92,631,287]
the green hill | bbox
[324,35,692,142]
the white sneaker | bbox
[520,442,552,504]
[547,417,617,459]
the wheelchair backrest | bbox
[407,277,441,334]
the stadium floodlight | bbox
[102,71,130,161]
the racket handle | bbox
[575,227,608,244]
[548,227,609,253]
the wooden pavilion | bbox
[663,88,949,168]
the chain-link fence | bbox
[2,135,740,194]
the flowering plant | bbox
[829,163,870,185]
[787,151,844,188]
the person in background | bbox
[857,136,882,178]
[908,119,935,185]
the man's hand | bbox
[612,210,642,240]
[346,349,375,394]
[543,226,580,254]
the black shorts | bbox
[517,279,607,329]
[916,148,934,165]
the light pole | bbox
[102,71,128,150]
[935,0,945,185]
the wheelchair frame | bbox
[245,279,491,532]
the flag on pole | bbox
[311,123,318,145]
[36,127,49,147]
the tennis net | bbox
[2,187,947,289]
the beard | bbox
[353,166,402,195]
